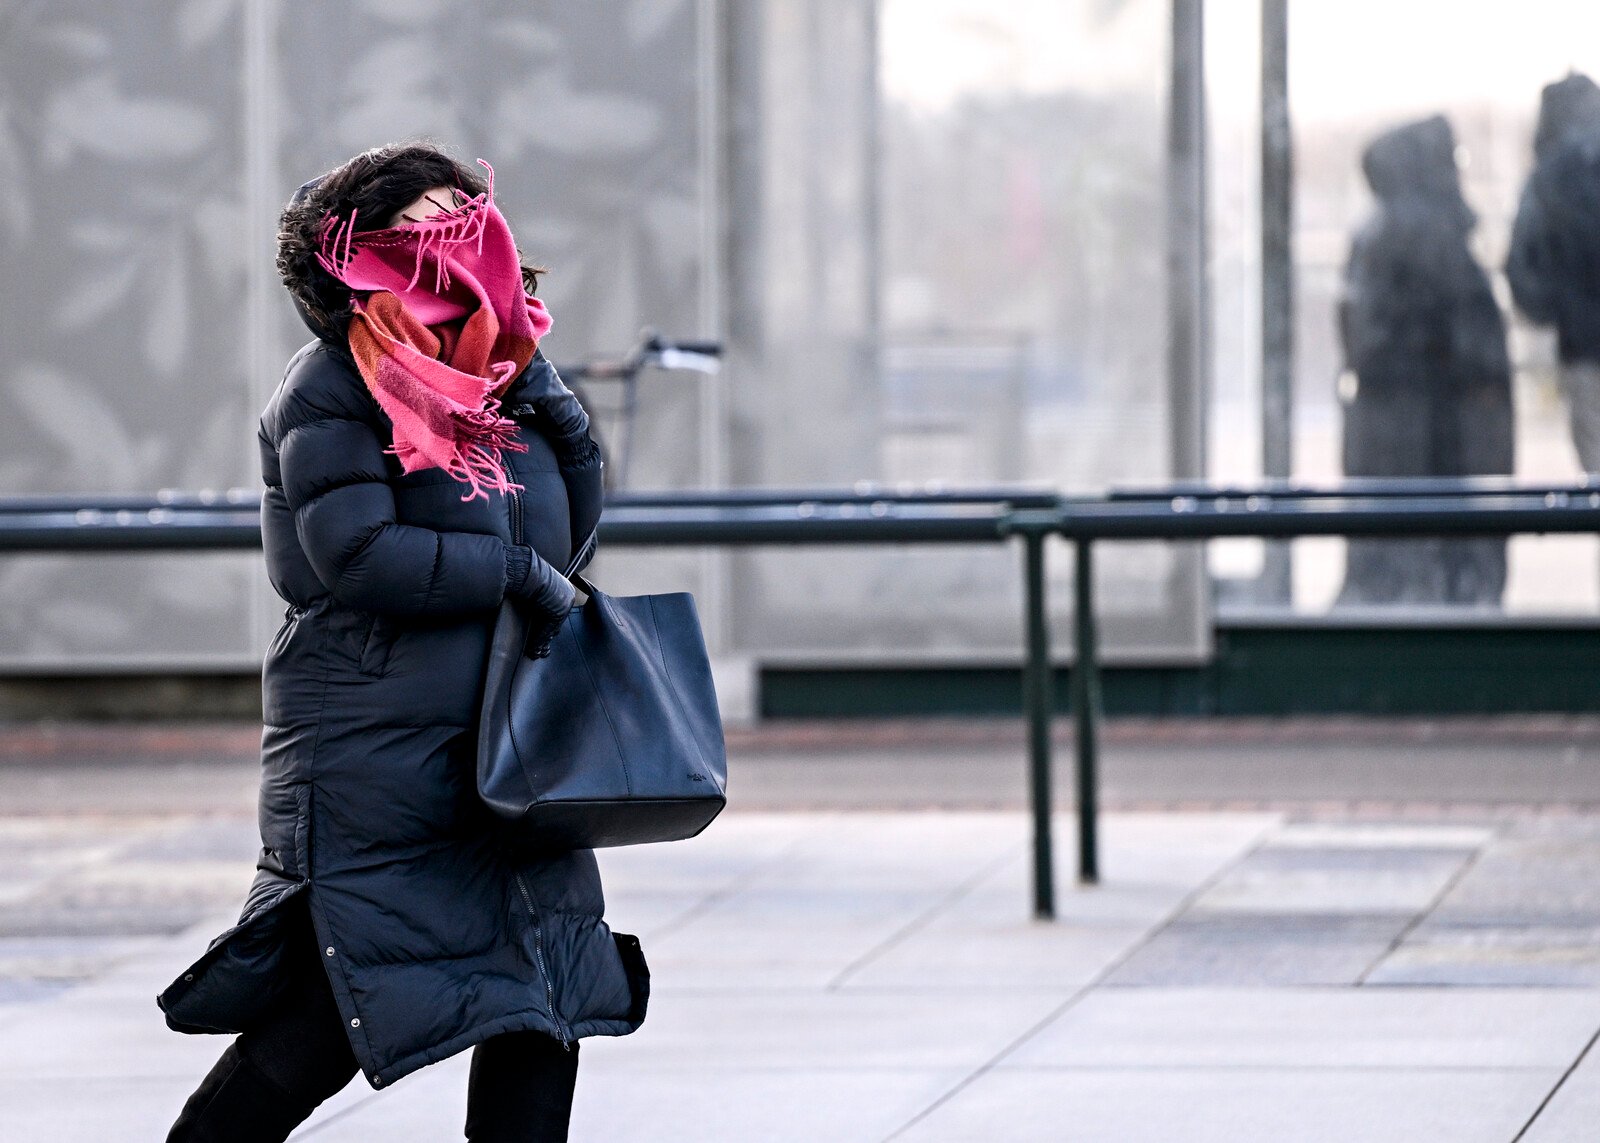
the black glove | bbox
[508,352,601,469]
[502,544,577,659]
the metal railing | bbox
[5,480,1600,919]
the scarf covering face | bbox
[316,160,552,501]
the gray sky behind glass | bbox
[883,0,1600,124]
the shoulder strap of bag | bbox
[563,524,597,579]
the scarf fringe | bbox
[436,404,529,502]
[316,159,547,502]
[388,430,528,504]
[317,160,500,295]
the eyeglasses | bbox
[397,187,472,225]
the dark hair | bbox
[276,141,545,343]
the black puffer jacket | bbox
[156,338,647,1089]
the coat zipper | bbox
[514,869,572,1049]
[503,455,523,547]
[500,449,571,1049]
[504,399,597,579]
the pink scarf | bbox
[317,160,552,501]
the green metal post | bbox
[1072,538,1101,884]
[1022,528,1056,919]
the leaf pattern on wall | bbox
[0,3,254,662]
[42,73,212,164]
[1,1,708,665]
[276,2,706,480]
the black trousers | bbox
[165,904,580,1143]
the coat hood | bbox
[1362,115,1474,228]
[1535,72,1600,158]
[1363,115,1460,201]
[286,176,339,343]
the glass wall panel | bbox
[1209,0,1600,620]
[733,0,1206,663]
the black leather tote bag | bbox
[477,573,728,851]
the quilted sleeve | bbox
[274,405,514,617]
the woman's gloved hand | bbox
[509,352,601,469]
[502,544,578,659]
[506,352,604,573]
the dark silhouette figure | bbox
[1336,115,1514,607]
[1508,72,1600,472]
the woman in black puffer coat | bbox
[157,143,647,1143]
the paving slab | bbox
[0,976,75,1008]
[895,1067,1559,1143]
[133,813,264,863]
[1002,987,1600,1070]
[1104,913,1408,986]
[582,987,1061,1073]
[834,814,1277,992]
[1189,845,1473,916]
[557,815,822,942]
[641,894,962,989]
[0,814,252,949]
[0,969,228,1080]
[0,934,156,979]
[593,813,820,894]
[1367,925,1600,986]
[1520,1041,1600,1143]
[0,1075,211,1143]
[1422,821,1600,928]
[594,887,728,941]
[1068,812,1282,886]
[1260,822,1498,850]
[833,914,1148,993]
[293,1057,971,1143]
[636,814,1031,989]
[0,758,259,816]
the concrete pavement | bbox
[1,721,1599,1139]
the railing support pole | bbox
[1021,528,1056,919]
[1072,537,1102,884]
